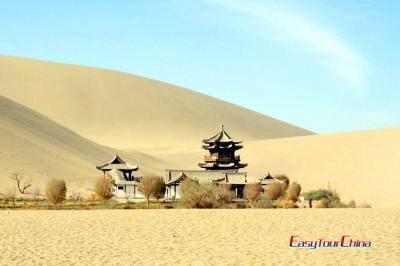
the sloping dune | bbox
[0,55,312,149]
[0,95,165,191]
[243,128,400,208]
[154,128,400,207]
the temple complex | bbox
[165,125,248,200]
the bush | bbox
[95,174,114,200]
[45,179,67,206]
[138,176,165,208]
[244,183,262,203]
[301,189,340,201]
[347,200,356,208]
[179,179,232,208]
[315,198,329,208]
[359,202,371,208]
[151,178,166,203]
[256,193,274,208]
[214,185,234,206]
[286,182,301,202]
[265,182,282,201]
[275,175,290,192]
[276,198,296,208]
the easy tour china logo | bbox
[289,235,372,249]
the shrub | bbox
[214,185,234,206]
[265,182,282,201]
[276,198,296,208]
[151,177,166,203]
[315,198,329,208]
[275,175,290,192]
[45,179,67,206]
[286,182,301,202]
[86,193,100,201]
[347,200,356,208]
[302,188,344,208]
[179,179,232,208]
[359,202,371,208]
[95,174,114,200]
[244,183,262,204]
[138,176,165,208]
[256,193,274,208]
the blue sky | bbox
[1,0,399,133]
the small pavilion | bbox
[96,154,143,198]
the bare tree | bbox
[11,172,32,194]
[7,190,16,209]
[45,179,67,207]
[95,174,114,200]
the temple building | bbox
[165,125,248,200]
[96,154,143,199]
[199,124,247,170]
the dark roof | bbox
[96,154,139,171]
[164,169,247,185]
[203,124,242,144]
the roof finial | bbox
[221,123,224,130]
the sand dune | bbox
[0,55,398,207]
[0,95,165,192]
[150,128,400,208]
[0,55,311,149]
[1,209,398,265]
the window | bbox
[118,186,124,190]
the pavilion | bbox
[165,125,248,200]
[96,154,143,198]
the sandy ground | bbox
[1,209,399,266]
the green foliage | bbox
[301,189,334,201]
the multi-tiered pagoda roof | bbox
[199,125,247,170]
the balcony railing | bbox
[204,155,240,162]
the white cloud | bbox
[210,0,369,91]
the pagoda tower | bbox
[199,125,247,170]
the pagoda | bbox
[96,154,139,181]
[199,125,247,170]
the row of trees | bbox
[179,175,303,208]
[1,173,166,208]
[6,172,365,209]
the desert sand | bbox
[0,55,311,149]
[0,95,166,193]
[1,209,399,266]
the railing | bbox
[204,155,240,162]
